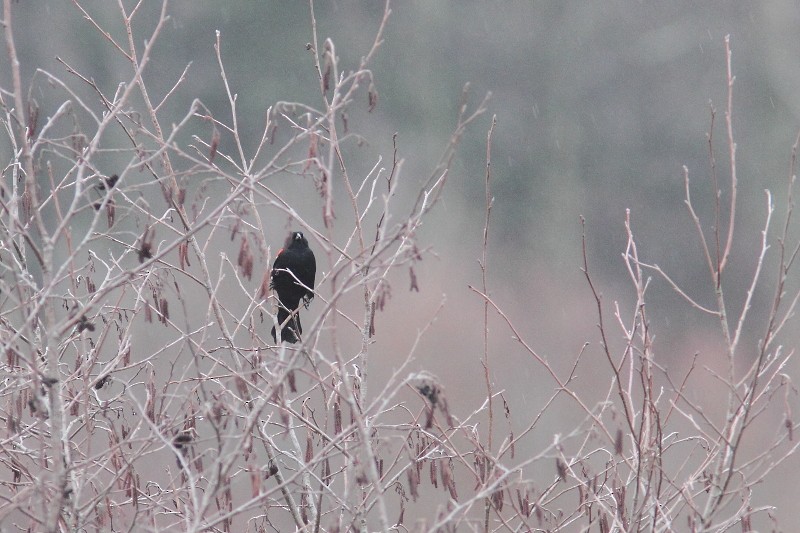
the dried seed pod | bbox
[208,125,220,162]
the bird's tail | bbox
[272,306,302,344]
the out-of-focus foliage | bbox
[9,2,800,280]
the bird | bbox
[270,231,316,344]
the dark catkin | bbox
[556,458,567,482]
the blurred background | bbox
[6,0,800,527]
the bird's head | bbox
[285,231,308,248]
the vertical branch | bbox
[621,210,662,521]
[3,1,66,531]
[718,35,737,275]
[707,107,723,283]
[480,114,496,533]
[2,0,35,186]
[581,219,637,437]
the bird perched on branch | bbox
[270,231,316,344]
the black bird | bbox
[97,174,119,191]
[270,231,316,343]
